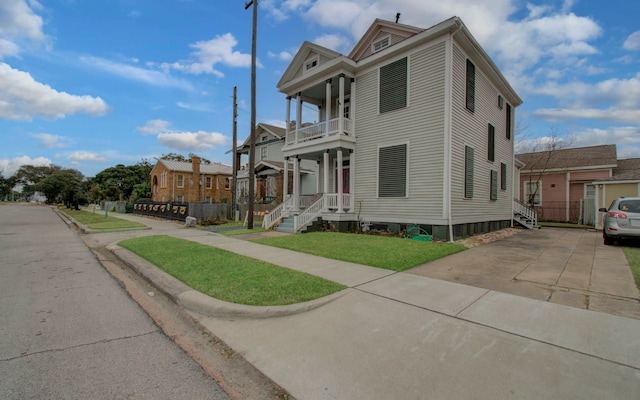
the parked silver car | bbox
[599,197,640,245]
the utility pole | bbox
[245,0,257,229]
[231,86,238,220]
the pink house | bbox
[516,145,618,223]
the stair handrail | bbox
[513,198,537,227]
[262,196,294,229]
[293,194,326,232]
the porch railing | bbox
[287,117,353,145]
[294,194,326,232]
[513,198,537,227]
[262,196,294,229]
[326,193,351,210]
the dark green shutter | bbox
[379,58,407,113]
[378,144,407,197]
[501,162,507,190]
[488,123,495,162]
[466,59,475,112]
[490,170,498,200]
[506,104,512,140]
[465,146,474,198]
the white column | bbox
[338,74,345,135]
[285,97,291,142]
[293,157,300,211]
[350,78,356,136]
[349,150,354,199]
[296,92,302,143]
[337,149,343,213]
[325,79,332,135]
[323,151,329,194]
[283,157,289,201]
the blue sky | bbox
[1,0,639,178]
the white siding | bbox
[355,42,447,224]
[450,43,514,224]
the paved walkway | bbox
[74,210,640,399]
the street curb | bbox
[107,244,351,319]
[54,207,151,234]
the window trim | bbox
[379,57,408,114]
[205,176,212,189]
[490,170,498,201]
[377,142,409,198]
[260,146,268,160]
[176,174,184,188]
[524,180,541,206]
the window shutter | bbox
[490,170,498,200]
[506,104,512,140]
[500,162,507,190]
[465,145,474,198]
[378,144,407,197]
[466,59,475,112]
[488,123,495,162]
[379,58,407,113]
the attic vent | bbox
[304,56,319,73]
[372,35,390,53]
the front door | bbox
[335,168,350,193]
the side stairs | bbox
[274,215,319,234]
[514,212,540,229]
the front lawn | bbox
[118,235,346,306]
[59,207,145,230]
[622,246,640,291]
[252,232,466,271]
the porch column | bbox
[337,149,343,213]
[325,79,332,135]
[283,157,289,201]
[323,151,329,194]
[285,96,291,143]
[338,74,345,135]
[350,78,356,135]
[296,92,302,143]
[293,156,300,211]
[349,150,354,200]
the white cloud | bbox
[0,0,45,41]
[534,108,640,125]
[176,102,214,112]
[32,133,70,148]
[268,50,293,61]
[157,131,227,151]
[0,155,51,177]
[0,62,109,121]
[623,31,640,51]
[137,119,171,135]
[128,10,141,18]
[67,151,107,162]
[81,56,193,90]
[162,33,253,77]
[0,38,20,58]
[313,34,351,53]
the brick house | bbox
[150,156,233,203]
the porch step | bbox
[274,215,318,234]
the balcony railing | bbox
[286,117,353,145]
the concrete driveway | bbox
[408,227,640,319]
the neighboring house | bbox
[593,157,640,229]
[150,156,232,203]
[235,123,317,204]
[266,17,523,240]
[516,144,618,224]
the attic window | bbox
[304,56,319,73]
[372,35,390,53]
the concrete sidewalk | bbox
[81,212,640,399]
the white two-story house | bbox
[264,17,522,240]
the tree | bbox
[91,160,153,202]
[160,153,211,164]
[0,173,17,201]
[32,168,84,206]
[14,165,61,198]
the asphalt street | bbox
[0,204,230,399]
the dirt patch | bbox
[456,227,523,248]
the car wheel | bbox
[603,232,614,246]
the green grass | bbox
[118,235,346,306]
[252,232,466,271]
[622,246,640,291]
[59,207,145,230]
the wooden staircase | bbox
[513,199,540,230]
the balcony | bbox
[285,117,354,150]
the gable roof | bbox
[348,18,424,61]
[516,145,618,171]
[238,123,286,152]
[155,159,232,175]
[595,158,640,182]
[277,41,344,89]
